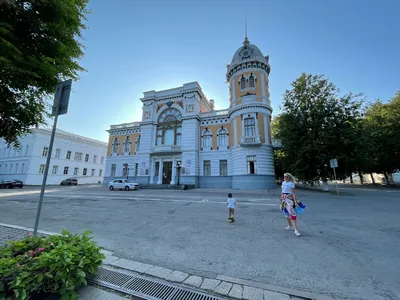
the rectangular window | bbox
[91,169,95,176]
[66,151,71,159]
[203,160,211,176]
[63,166,69,175]
[93,155,97,163]
[219,160,228,176]
[111,164,116,177]
[21,163,25,173]
[100,156,104,164]
[15,163,19,174]
[155,162,160,176]
[39,164,45,174]
[135,163,138,176]
[247,155,257,174]
[99,169,103,176]
[85,154,89,162]
[74,167,79,175]
[122,164,128,176]
[74,152,82,161]
[83,168,87,176]
[42,147,49,157]
[4,164,7,173]
[0,164,2,174]
[25,145,29,156]
[52,165,58,175]
[55,148,61,158]
[10,164,13,173]
[244,118,256,136]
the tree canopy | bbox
[273,73,364,184]
[0,0,90,146]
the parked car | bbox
[108,179,139,191]
[12,179,24,188]
[0,180,16,189]
[60,178,78,186]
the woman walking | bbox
[280,173,301,236]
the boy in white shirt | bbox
[227,193,236,223]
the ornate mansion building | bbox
[104,37,276,189]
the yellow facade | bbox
[232,71,263,101]
[107,133,140,156]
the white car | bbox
[108,179,140,191]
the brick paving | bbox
[0,225,47,247]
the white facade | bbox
[104,37,277,190]
[0,128,107,185]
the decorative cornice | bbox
[227,60,271,81]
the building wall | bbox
[0,129,107,185]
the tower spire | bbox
[243,12,250,45]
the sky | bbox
[54,0,400,142]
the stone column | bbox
[157,159,163,184]
[149,158,155,184]
[171,158,176,185]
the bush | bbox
[0,230,105,300]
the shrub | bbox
[0,230,105,300]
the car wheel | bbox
[125,186,130,191]
[109,186,114,191]
[19,186,23,189]
[74,183,77,186]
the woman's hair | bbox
[284,173,296,183]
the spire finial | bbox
[243,12,250,45]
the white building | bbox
[0,128,107,185]
[104,36,276,189]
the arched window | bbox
[202,129,212,148]
[218,128,228,146]
[156,108,182,146]
[123,136,131,153]
[136,136,140,152]
[249,74,255,88]
[240,76,246,89]
[112,138,120,154]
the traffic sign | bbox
[329,158,338,168]
[52,79,72,116]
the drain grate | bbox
[91,266,228,300]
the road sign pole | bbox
[332,166,339,194]
[33,94,60,236]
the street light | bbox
[176,161,182,186]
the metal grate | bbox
[125,277,175,299]
[91,266,227,300]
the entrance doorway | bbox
[162,161,172,184]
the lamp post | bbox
[176,161,182,186]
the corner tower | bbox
[227,36,276,189]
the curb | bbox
[0,223,334,300]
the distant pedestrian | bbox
[280,173,301,236]
[227,193,236,223]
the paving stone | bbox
[243,286,264,300]
[201,278,221,290]
[110,258,153,273]
[102,256,120,265]
[145,266,173,279]
[228,284,243,299]
[264,290,291,300]
[166,270,189,282]
[183,275,203,288]
[213,281,233,296]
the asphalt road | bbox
[0,185,399,300]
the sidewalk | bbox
[0,223,333,300]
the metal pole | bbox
[33,95,60,236]
[333,167,339,194]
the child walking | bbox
[227,193,236,223]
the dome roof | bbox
[230,37,268,66]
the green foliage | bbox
[0,0,90,146]
[0,230,105,300]
[274,73,364,183]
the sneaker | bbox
[294,230,301,236]
[284,226,292,230]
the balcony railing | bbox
[110,122,140,130]
[240,135,262,146]
[150,145,182,154]
[201,109,230,118]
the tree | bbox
[274,73,364,187]
[362,91,400,183]
[0,0,90,146]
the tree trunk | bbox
[370,173,375,184]
[384,171,390,186]
[358,169,364,184]
[321,177,329,191]
[350,174,354,184]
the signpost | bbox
[329,158,339,194]
[33,79,72,236]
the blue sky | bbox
[56,0,400,142]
